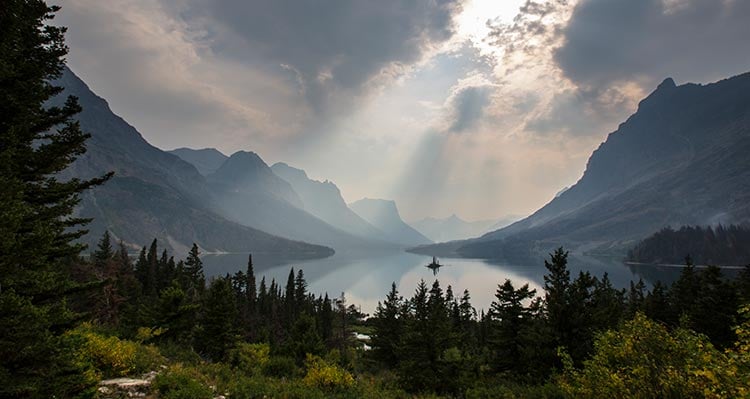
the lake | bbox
[201,250,692,315]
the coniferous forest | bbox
[2,1,750,398]
[627,225,750,266]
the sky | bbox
[56,0,750,222]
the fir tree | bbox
[93,230,113,268]
[0,1,111,395]
[196,277,239,361]
[372,282,403,365]
[184,243,205,296]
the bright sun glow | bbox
[455,0,525,52]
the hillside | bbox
[168,147,228,176]
[350,199,432,246]
[411,214,500,242]
[271,162,389,242]
[55,68,333,258]
[413,72,750,259]
[207,153,393,250]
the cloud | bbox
[446,84,493,133]
[555,0,750,89]
[171,0,464,114]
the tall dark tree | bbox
[245,254,257,315]
[0,1,110,396]
[195,277,239,361]
[543,247,571,348]
[183,243,205,296]
[489,280,536,373]
[372,282,404,365]
[93,230,113,268]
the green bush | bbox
[303,354,355,391]
[153,364,213,399]
[65,323,139,379]
[262,356,299,378]
[229,342,270,374]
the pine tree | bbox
[0,1,111,395]
[196,277,239,361]
[245,254,257,315]
[372,282,403,365]
[93,230,113,268]
[184,243,205,296]
[489,280,536,373]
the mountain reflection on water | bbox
[201,250,710,314]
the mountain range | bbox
[58,67,428,255]
[349,199,432,246]
[410,214,518,243]
[413,72,750,259]
[55,68,333,258]
[168,147,228,176]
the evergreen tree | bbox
[196,277,239,361]
[0,1,111,395]
[489,280,536,373]
[285,268,296,320]
[184,243,205,296]
[245,254,257,315]
[372,282,403,365]
[93,230,113,268]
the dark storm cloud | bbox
[174,0,463,112]
[555,0,750,89]
[447,85,492,133]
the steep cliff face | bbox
[350,199,432,246]
[271,162,388,241]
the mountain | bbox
[55,67,333,258]
[270,162,388,241]
[411,214,499,242]
[207,153,392,250]
[349,199,432,246]
[413,72,750,259]
[168,147,228,176]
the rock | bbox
[98,377,153,398]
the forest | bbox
[627,225,750,266]
[2,1,750,398]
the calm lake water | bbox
[201,250,692,315]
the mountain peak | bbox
[657,77,676,90]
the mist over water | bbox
[202,250,689,314]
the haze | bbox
[56,0,750,221]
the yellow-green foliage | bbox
[559,312,749,399]
[229,342,270,373]
[303,354,355,390]
[65,323,138,378]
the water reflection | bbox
[201,250,688,314]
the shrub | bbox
[262,356,299,378]
[559,312,746,399]
[153,364,213,399]
[303,354,355,391]
[229,342,270,373]
[65,323,138,378]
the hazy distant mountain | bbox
[55,67,332,258]
[210,152,304,209]
[350,199,432,246]
[207,153,392,250]
[271,163,388,241]
[411,214,499,242]
[414,72,750,259]
[168,147,228,176]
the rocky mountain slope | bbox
[413,72,750,259]
[56,67,332,258]
[350,199,432,246]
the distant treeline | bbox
[627,225,750,265]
